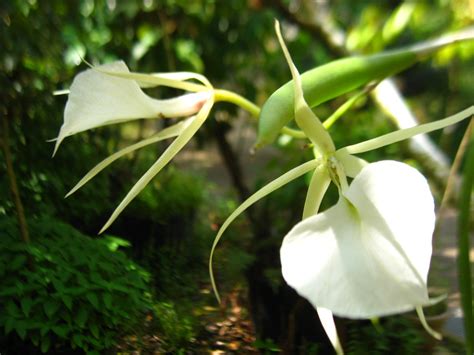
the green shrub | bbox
[0,216,152,354]
[153,301,196,353]
[346,316,424,354]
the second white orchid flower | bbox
[54,61,215,232]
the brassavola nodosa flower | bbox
[55,59,269,233]
[209,21,473,354]
[54,60,216,232]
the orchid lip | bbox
[281,161,435,319]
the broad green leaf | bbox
[6,300,20,316]
[61,294,73,310]
[103,293,112,309]
[21,297,34,317]
[86,293,100,309]
[40,324,49,337]
[15,322,27,340]
[52,325,69,338]
[43,300,60,319]
[52,278,64,292]
[73,334,83,348]
[5,318,14,334]
[31,333,40,346]
[75,306,89,328]
[41,336,51,353]
[90,323,100,338]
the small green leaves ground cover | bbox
[0,216,152,354]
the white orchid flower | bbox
[209,21,473,354]
[53,61,211,155]
[54,61,215,232]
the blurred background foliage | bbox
[1,0,473,353]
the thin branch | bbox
[1,115,30,244]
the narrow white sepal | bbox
[317,307,344,355]
[281,160,435,318]
[98,95,215,234]
[209,159,321,303]
[65,118,192,197]
[416,306,442,340]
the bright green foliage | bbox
[0,216,152,354]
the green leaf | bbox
[10,254,27,271]
[61,294,73,310]
[86,292,99,309]
[21,297,34,317]
[0,286,17,297]
[52,278,65,292]
[31,333,40,346]
[103,293,112,309]
[6,300,20,316]
[4,318,14,334]
[90,323,100,338]
[15,322,27,340]
[41,336,51,353]
[43,300,60,319]
[52,325,69,338]
[40,324,49,337]
[75,306,89,328]
[73,333,83,348]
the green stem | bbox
[214,89,260,117]
[214,88,307,139]
[0,115,30,244]
[458,125,474,355]
[323,82,378,129]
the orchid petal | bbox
[98,95,215,234]
[275,21,335,155]
[316,307,344,355]
[209,158,321,303]
[65,119,192,197]
[97,67,210,91]
[302,163,331,218]
[281,160,435,318]
[54,61,209,154]
[416,306,442,340]
[334,150,368,178]
[339,106,473,155]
